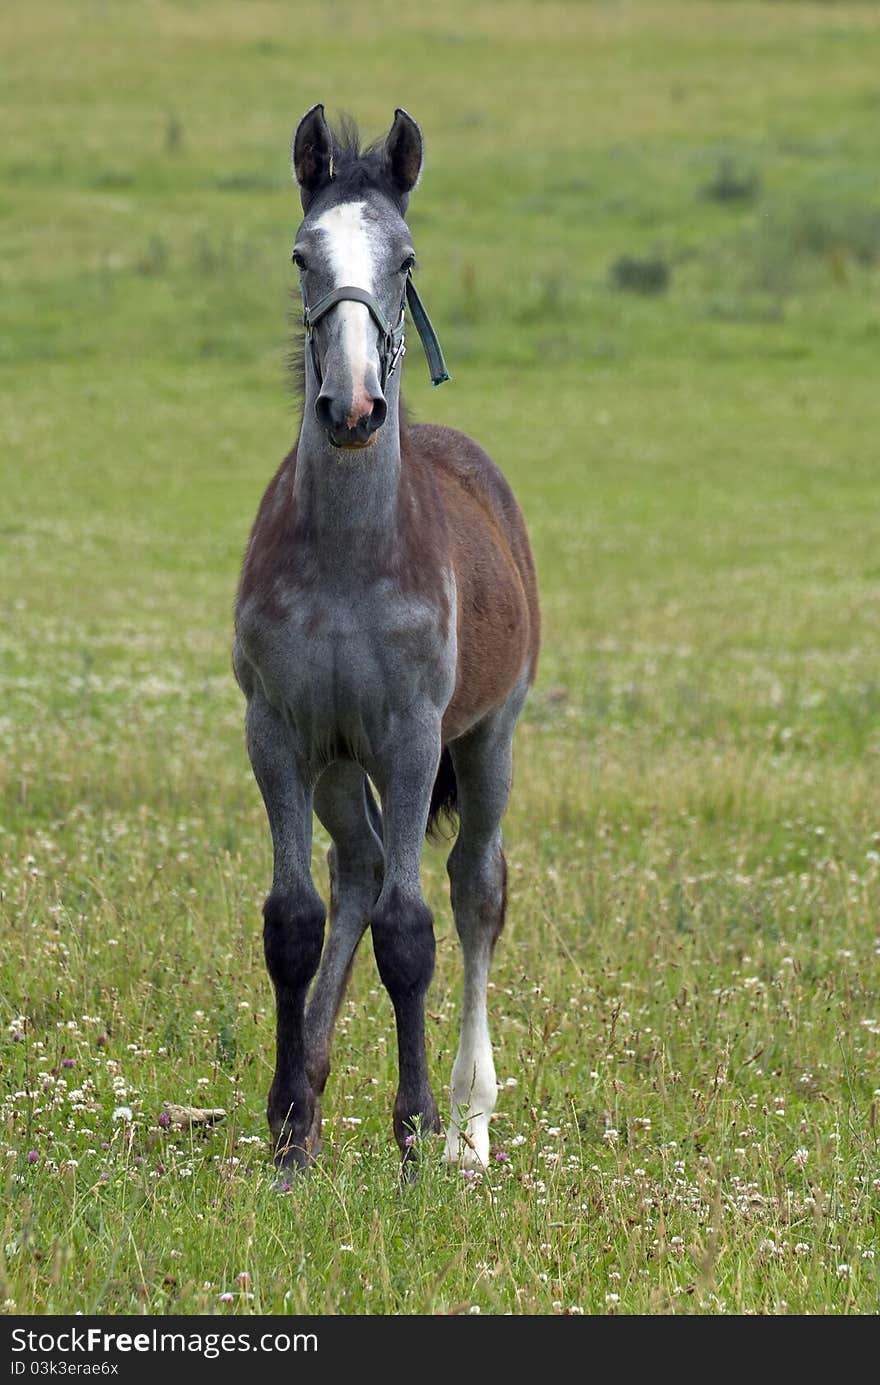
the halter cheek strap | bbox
[300,272,450,389]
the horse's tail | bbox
[426,747,458,842]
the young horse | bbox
[234,105,539,1174]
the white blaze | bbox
[314,200,376,421]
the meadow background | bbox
[1,0,879,1315]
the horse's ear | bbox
[292,103,334,206]
[383,108,423,195]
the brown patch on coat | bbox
[401,425,540,742]
[237,448,299,618]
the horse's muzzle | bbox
[316,392,387,448]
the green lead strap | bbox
[405,276,451,387]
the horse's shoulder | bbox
[406,423,518,514]
[237,446,298,609]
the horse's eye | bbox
[400,254,415,273]
[291,249,307,270]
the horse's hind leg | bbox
[443,689,525,1169]
[305,762,385,1152]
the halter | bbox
[300,272,450,389]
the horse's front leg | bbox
[369,718,442,1173]
[246,693,324,1174]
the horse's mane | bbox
[323,114,406,210]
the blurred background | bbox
[1,1,879,1315]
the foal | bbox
[234,105,539,1174]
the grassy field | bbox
[2,0,879,1315]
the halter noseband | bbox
[300,273,450,390]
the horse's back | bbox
[406,423,540,742]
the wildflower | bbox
[404,1134,417,1148]
[494,1151,510,1163]
[605,1293,619,1305]
[793,1148,809,1170]
[236,1272,251,1287]
[157,1112,171,1129]
[837,1264,852,1279]
[61,1058,75,1069]
[113,1106,133,1123]
[26,1151,39,1165]
[219,1292,234,1304]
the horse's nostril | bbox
[315,393,343,432]
[368,396,387,433]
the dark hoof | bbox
[271,1128,313,1177]
[397,1103,441,1178]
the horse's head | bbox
[291,105,423,449]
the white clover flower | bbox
[112,1106,133,1123]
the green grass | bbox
[1,0,879,1315]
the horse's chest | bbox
[236,586,454,748]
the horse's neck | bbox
[294,381,402,569]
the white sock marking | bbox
[444,947,498,1169]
